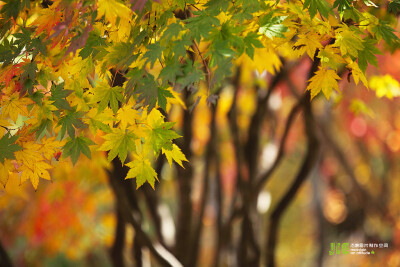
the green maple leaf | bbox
[333,0,352,13]
[79,30,106,59]
[136,75,158,110]
[358,39,381,73]
[303,0,333,18]
[389,0,400,14]
[259,12,289,39]
[1,0,21,20]
[176,61,204,89]
[125,157,158,189]
[57,109,86,139]
[186,12,220,42]
[159,58,183,84]
[143,43,163,68]
[50,82,73,110]
[243,32,263,59]
[92,81,124,113]
[157,87,174,111]
[99,128,137,164]
[62,136,95,165]
[146,109,181,153]
[372,21,400,45]
[0,133,22,163]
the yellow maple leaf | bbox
[39,137,65,161]
[293,32,323,58]
[318,45,346,70]
[347,61,368,87]
[97,0,132,26]
[237,47,282,75]
[0,160,13,188]
[306,67,341,100]
[125,155,158,189]
[116,105,140,129]
[0,93,33,122]
[162,144,188,168]
[14,142,52,189]
[334,26,364,58]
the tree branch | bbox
[189,97,219,266]
[265,54,321,267]
[254,100,303,195]
[108,164,182,267]
[109,207,126,267]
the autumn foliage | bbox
[1,0,400,266]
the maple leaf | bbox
[0,133,22,163]
[85,108,115,134]
[125,156,158,189]
[144,43,163,68]
[334,26,364,57]
[157,87,174,111]
[0,160,13,187]
[146,109,181,153]
[389,0,400,14]
[372,21,400,45]
[97,0,132,26]
[99,128,138,164]
[303,0,333,18]
[91,81,124,113]
[259,12,288,39]
[318,45,346,70]
[33,9,62,37]
[162,144,188,168]
[63,136,95,165]
[116,105,140,129]
[0,93,33,122]
[347,61,368,87]
[57,109,86,139]
[306,67,341,100]
[357,39,381,73]
[49,82,73,110]
[39,137,65,161]
[14,141,52,190]
[294,33,323,58]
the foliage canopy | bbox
[0,0,399,189]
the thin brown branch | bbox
[142,163,167,248]
[254,99,303,195]
[193,40,211,90]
